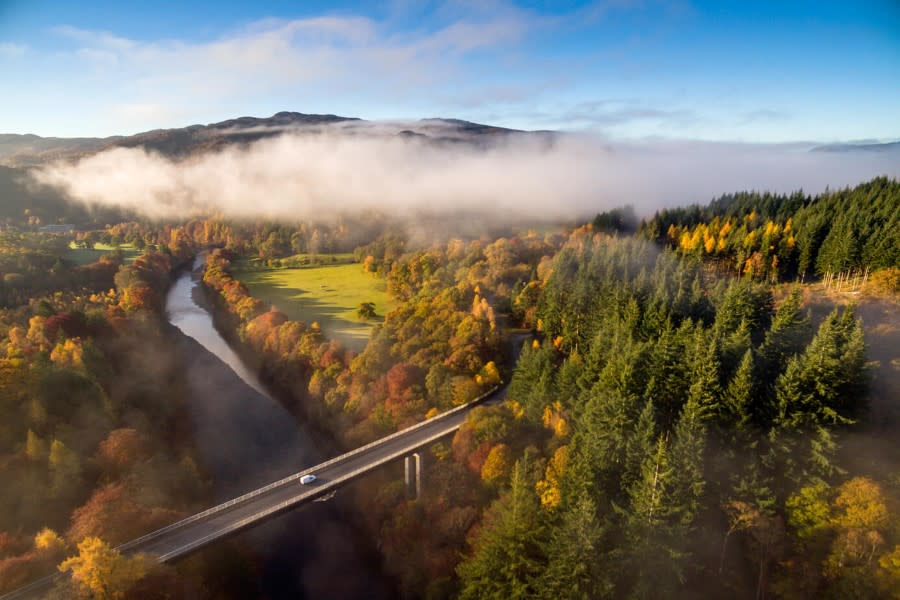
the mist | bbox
[30,124,900,223]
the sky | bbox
[1,0,899,142]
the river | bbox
[165,256,392,599]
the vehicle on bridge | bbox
[300,474,317,485]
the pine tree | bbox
[816,216,858,275]
[623,399,656,494]
[723,349,755,430]
[457,459,546,599]
[573,388,641,499]
[620,436,684,598]
[535,493,612,599]
[686,329,722,421]
[774,307,866,430]
[669,397,707,530]
[507,341,556,424]
[555,349,585,415]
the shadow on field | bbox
[235,269,387,352]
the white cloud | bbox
[31,126,900,223]
[44,12,535,129]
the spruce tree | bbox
[724,349,756,430]
[457,459,546,599]
[536,493,612,599]
[621,436,683,598]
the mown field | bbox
[67,242,140,265]
[234,260,396,351]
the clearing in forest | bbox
[67,242,140,265]
[234,260,396,351]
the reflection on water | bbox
[166,259,267,396]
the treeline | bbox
[452,232,897,598]
[95,215,392,259]
[641,176,899,284]
[0,243,240,597]
[0,231,124,307]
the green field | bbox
[239,253,355,270]
[67,242,140,266]
[235,261,396,351]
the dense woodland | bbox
[0,176,897,598]
[642,176,899,286]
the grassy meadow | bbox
[234,259,396,351]
[67,242,141,266]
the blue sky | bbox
[1,0,898,141]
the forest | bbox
[0,176,897,598]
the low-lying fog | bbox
[31,121,900,221]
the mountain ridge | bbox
[0,112,532,167]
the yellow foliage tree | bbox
[34,528,67,556]
[26,316,50,352]
[477,361,501,388]
[824,477,890,580]
[58,537,149,600]
[50,338,85,370]
[878,545,900,598]
[535,445,568,511]
[541,401,570,438]
[832,477,889,530]
[480,444,512,485]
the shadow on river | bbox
[165,255,393,599]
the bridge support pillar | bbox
[414,452,423,500]
[404,453,424,500]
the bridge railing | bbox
[157,408,478,561]
[118,384,500,554]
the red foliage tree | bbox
[95,429,150,475]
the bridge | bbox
[1,386,500,599]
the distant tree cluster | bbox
[641,177,899,282]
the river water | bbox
[165,256,391,599]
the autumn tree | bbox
[58,537,149,599]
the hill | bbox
[0,112,540,167]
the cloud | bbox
[519,99,698,131]
[48,11,535,121]
[31,125,900,224]
[0,42,27,58]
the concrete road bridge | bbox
[2,386,501,599]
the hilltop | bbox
[0,112,542,167]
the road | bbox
[1,386,499,600]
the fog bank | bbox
[31,127,900,222]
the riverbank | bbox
[166,259,396,598]
[190,266,350,459]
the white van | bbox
[300,474,317,485]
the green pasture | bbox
[67,242,140,266]
[234,261,396,351]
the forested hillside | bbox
[456,231,897,598]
